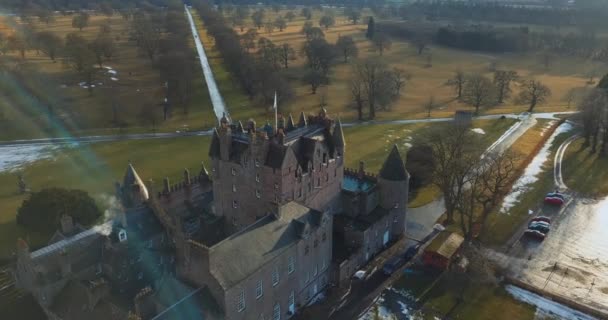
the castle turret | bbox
[122,163,149,208]
[378,145,409,236]
[333,117,345,157]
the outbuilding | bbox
[422,231,464,270]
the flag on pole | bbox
[273,91,278,134]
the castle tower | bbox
[378,145,409,237]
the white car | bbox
[353,270,366,280]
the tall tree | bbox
[72,12,90,31]
[351,59,402,119]
[372,33,392,56]
[303,69,327,94]
[335,35,358,62]
[517,79,552,112]
[278,43,296,69]
[89,33,115,67]
[462,74,496,114]
[301,38,336,76]
[425,124,482,224]
[274,17,287,31]
[64,33,97,91]
[251,10,265,29]
[366,16,375,39]
[285,11,296,22]
[446,70,466,99]
[35,31,62,61]
[493,70,518,104]
[131,12,161,61]
[301,7,312,20]
[319,15,335,30]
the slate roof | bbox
[123,163,149,200]
[209,202,321,289]
[265,143,288,169]
[379,145,409,181]
[333,118,345,148]
[50,280,128,320]
[425,231,464,260]
[209,129,220,158]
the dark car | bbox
[531,216,551,224]
[529,222,550,234]
[404,244,420,261]
[524,229,546,241]
[383,256,406,275]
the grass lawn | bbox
[561,138,608,198]
[220,8,599,123]
[0,13,216,141]
[0,136,212,261]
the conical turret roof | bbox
[333,118,345,147]
[379,145,408,181]
[123,163,149,200]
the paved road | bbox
[185,5,229,122]
[0,112,575,147]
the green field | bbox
[562,138,608,198]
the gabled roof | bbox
[379,145,409,181]
[209,202,321,289]
[265,143,288,169]
[425,231,464,259]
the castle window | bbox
[334,168,337,177]
[322,258,327,270]
[273,303,281,320]
[317,178,320,187]
[255,159,260,167]
[256,174,260,182]
[305,270,310,283]
[275,194,279,202]
[288,291,295,314]
[272,266,280,286]
[232,184,237,193]
[393,216,398,223]
[322,233,327,242]
[323,153,327,164]
[313,264,318,277]
[298,188,302,198]
[394,202,399,209]
[256,189,261,199]
[256,280,263,299]
[237,289,245,312]
[313,239,318,248]
[231,168,236,176]
[288,256,295,274]
[274,183,279,190]
[326,173,329,182]
[233,200,238,208]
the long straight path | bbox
[184,5,229,122]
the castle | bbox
[13,109,409,320]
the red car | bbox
[524,229,546,241]
[531,216,551,224]
[544,192,565,206]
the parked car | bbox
[524,229,546,241]
[531,216,551,224]
[529,222,550,234]
[404,244,420,261]
[382,256,406,275]
[544,192,565,205]
[353,270,367,280]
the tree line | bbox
[579,74,608,155]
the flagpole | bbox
[274,91,278,135]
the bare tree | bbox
[538,51,554,70]
[446,70,466,99]
[351,59,402,119]
[319,15,335,30]
[264,21,275,34]
[372,33,392,56]
[241,28,258,52]
[251,10,265,29]
[278,43,296,69]
[301,7,312,20]
[72,12,90,31]
[425,124,483,224]
[285,11,296,22]
[462,74,496,114]
[274,17,287,31]
[424,95,439,118]
[493,70,518,104]
[335,35,358,63]
[457,150,519,239]
[517,79,552,112]
[35,31,62,61]
[303,69,328,94]
[344,7,361,24]
[412,35,429,55]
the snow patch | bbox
[500,122,572,213]
[0,144,59,172]
[505,285,598,320]
[471,128,486,135]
